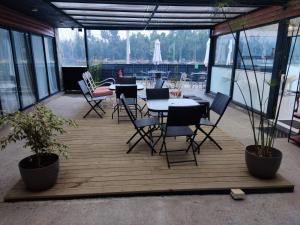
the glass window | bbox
[233,23,279,112]
[0,28,19,113]
[31,35,49,99]
[44,37,59,94]
[210,34,236,95]
[214,34,235,66]
[12,31,36,108]
[58,28,86,66]
[236,24,278,72]
[86,29,209,65]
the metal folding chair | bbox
[160,105,203,168]
[120,94,159,155]
[195,92,231,153]
[112,85,142,123]
[78,80,106,118]
[116,77,136,84]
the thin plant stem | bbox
[220,7,258,145]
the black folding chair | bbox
[120,94,159,155]
[160,105,203,168]
[145,88,169,118]
[195,92,231,153]
[117,77,136,84]
[112,85,142,123]
[78,80,106,118]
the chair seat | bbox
[117,98,136,105]
[162,125,194,137]
[134,117,159,128]
[92,87,113,97]
[200,118,214,126]
[90,96,106,102]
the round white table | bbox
[109,84,144,91]
[147,98,199,112]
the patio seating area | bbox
[1,0,300,224]
[4,98,293,202]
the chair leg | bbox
[84,102,103,118]
[126,131,138,144]
[196,127,222,153]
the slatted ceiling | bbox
[50,1,259,29]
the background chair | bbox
[117,77,136,84]
[160,105,203,168]
[78,80,106,118]
[112,85,142,123]
[82,71,114,98]
[120,94,159,155]
[195,92,231,153]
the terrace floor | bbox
[0,87,300,225]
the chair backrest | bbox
[154,79,164,89]
[120,94,136,123]
[146,88,169,100]
[116,85,137,99]
[210,92,231,116]
[78,80,90,98]
[82,71,95,92]
[167,105,203,127]
[117,77,136,84]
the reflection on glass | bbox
[0,28,19,113]
[233,23,278,112]
[12,31,36,108]
[31,35,49,99]
[214,34,235,66]
[44,37,58,94]
[210,34,235,95]
[58,28,86,66]
[237,23,278,72]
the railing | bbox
[95,63,207,80]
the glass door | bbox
[44,37,59,93]
[0,28,20,113]
[12,31,36,108]
[31,35,49,99]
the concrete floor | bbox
[0,90,300,225]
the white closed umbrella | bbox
[203,38,210,67]
[152,39,162,65]
[226,39,233,65]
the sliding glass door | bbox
[31,35,49,99]
[44,37,58,93]
[12,31,36,108]
[0,28,20,113]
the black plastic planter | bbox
[245,145,282,179]
[19,154,59,191]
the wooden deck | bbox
[4,105,294,202]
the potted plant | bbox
[0,104,77,191]
[217,3,300,178]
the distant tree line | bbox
[59,29,210,66]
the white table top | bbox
[109,84,144,90]
[147,98,199,112]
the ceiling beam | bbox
[83,24,213,30]
[48,0,287,7]
[71,14,231,20]
[144,4,159,29]
[61,7,249,14]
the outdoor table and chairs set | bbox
[78,72,231,168]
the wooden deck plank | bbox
[4,106,294,202]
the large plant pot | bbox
[245,145,282,179]
[18,153,59,191]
